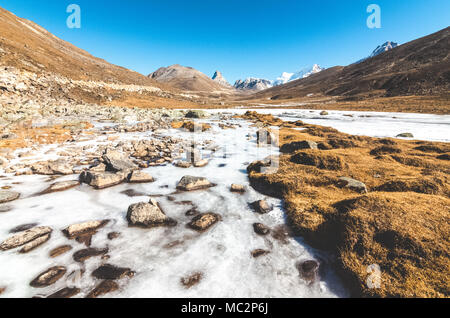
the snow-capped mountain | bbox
[369,41,399,58]
[356,41,399,64]
[211,71,231,87]
[273,64,324,86]
[234,78,273,91]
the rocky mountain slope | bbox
[252,27,450,99]
[211,70,231,87]
[149,64,234,93]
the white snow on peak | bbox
[273,64,324,86]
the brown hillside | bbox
[253,27,450,100]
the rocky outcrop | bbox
[126,200,172,228]
[102,149,137,172]
[86,280,119,298]
[0,191,20,204]
[62,220,109,239]
[127,171,154,183]
[188,213,220,232]
[176,176,214,191]
[79,171,125,189]
[30,266,67,288]
[250,200,273,214]
[41,180,79,194]
[91,264,134,280]
[253,223,270,236]
[73,247,109,262]
[0,226,52,251]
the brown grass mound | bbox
[290,151,346,171]
[370,146,402,156]
[244,114,450,298]
[374,178,445,195]
[334,193,450,298]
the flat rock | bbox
[180,272,203,288]
[174,161,191,168]
[41,180,79,194]
[73,247,109,262]
[250,200,273,214]
[30,266,67,288]
[20,233,51,253]
[253,223,270,236]
[47,287,80,298]
[230,184,246,193]
[297,260,320,284]
[0,190,20,204]
[176,176,214,191]
[193,159,209,167]
[107,232,121,240]
[337,177,368,194]
[127,170,154,183]
[396,133,414,138]
[91,264,134,280]
[126,200,170,228]
[49,245,73,258]
[102,149,137,172]
[62,220,109,239]
[188,213,220,232]
[0,226,52,251]
[86,280,119,298]
[251,249,270,258]
[80,171,125,189]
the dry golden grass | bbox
[243,111,450,297]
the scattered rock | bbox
[250,200,273,214]
[280,141,318,153]
[230,184,246,193]
[175,161,192,168]
[185,110,210,119]
[181,272,203,288]
[127,170,154,183]
[194,159,209,167]
[0,287,5,295]
[396,133,414,138]
[107,232,121,240]
[337,177,368,194]
[102,149,138,172]
[86,280,119,298]
[126,200,171,228]
[253,223,270,236]
[0,190,20,204]
[251,249,270,258]
[176,176,214,191]
[49,245,73,258]
[0,226,52,251]
[120,189,147,197]
[41,180,79,194]
[79,171,125,189]
[62,220,109,239]
[20,233,51,253]
[9,223,39,233]
[47,287,80,298]
[370,146,402,156]
[188,213,220,232]
[91,264,134,280]
[320,111,329,116]
[297,260,320,284]
[30,266,67,288]
[73,247,109,262]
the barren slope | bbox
[253,27,450,100]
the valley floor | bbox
[0,106,448,298]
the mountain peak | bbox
[370,41,399,58]
[234,78,273,91]
[274,64,324,86]
[211,70,231,87]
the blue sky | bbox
[2,0,449,83]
